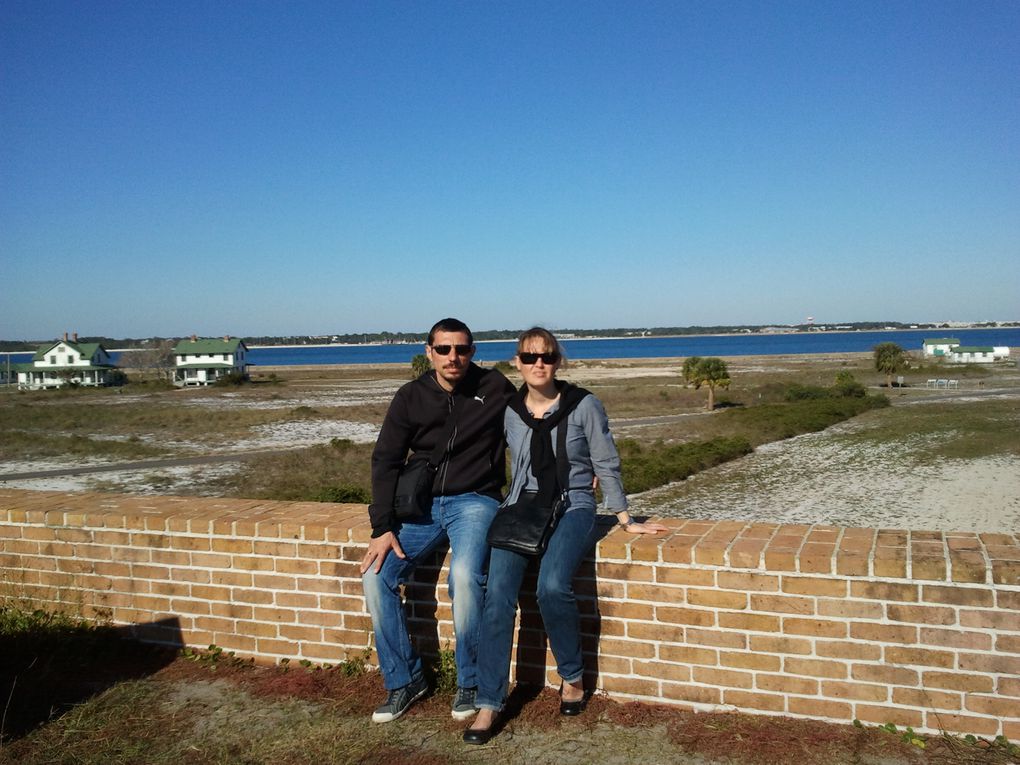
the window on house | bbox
[50,355,56,364]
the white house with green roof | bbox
[947,346,1010,364]
[172,335,249,387]
[921,338,960,357]
[16,333,117,390]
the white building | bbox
[173,335,249,387]
[921,338,960,357]
[947,346,1011,364]
[16,333,117,390]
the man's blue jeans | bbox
[362,492,498,691]
[475,503,596,711]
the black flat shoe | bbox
[463,724,497,745]
[559,689,588,716]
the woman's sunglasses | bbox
[431,344,473,356]
[518,351,560,365]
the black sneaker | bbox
[371,676,429,723]
[451,686,477,720]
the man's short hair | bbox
[428,318,473,346]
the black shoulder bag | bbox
[486,385,588,556]
[392,408,458,521]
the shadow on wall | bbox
[0,617,182,743]
[403,520,611,702]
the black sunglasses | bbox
[518,351,560,365]
[431,344,473,356]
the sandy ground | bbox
[629,415,1020,533]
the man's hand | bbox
[360,531,406,574]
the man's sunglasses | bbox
[518,352,560,365]
[431,344,473,356]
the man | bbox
[360,318,515,723]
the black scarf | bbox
[507,380,591,506]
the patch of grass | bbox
[619,437,754,494]
[839,398,1020,461]
[219,438,374,502]
[718,393,890,446]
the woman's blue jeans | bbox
[361,492,498,691]
[475,504,596,711]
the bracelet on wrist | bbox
[619,517,635,528]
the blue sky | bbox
[2,1,1018,340]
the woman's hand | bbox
[623,520,670,535]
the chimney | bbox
[63,331,68,342]
[191,334,197,342]
[73,332,78,342]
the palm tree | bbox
[410,353,431,379]
[682,356,731,410]
[873,342,908,388]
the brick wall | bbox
[1,488,1017,741]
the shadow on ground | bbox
[0,617,180,742]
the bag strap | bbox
[554,403,572,499]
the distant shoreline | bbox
[246,325,1014,351]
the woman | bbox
[464,327,666,744]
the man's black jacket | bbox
[368,363,515,537]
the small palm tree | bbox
[873,342,908,388]
[682,356,731,410]
[410,353,431,379]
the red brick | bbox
[817,599,883,619]
[919,627,992,651]
[657,606,714,627]
[849,623,917,644]
[850,581,918,602]
[884,647,955,669]
[815,640,881,661]
[853,704,923,728]
[921,671,993,694]
[756,672,817,695]
[785,657,847,679]
[600,676,659,697]
[749,594,814,615]
[626,621,683,644]
[783,617,846,638]
[960,609,1020,631]
[781,576,846,597]
[687,588,747,610]
[720,651,780,671]
[748,635,812,655]
[958,652,1020,674]
[851,664,918,685]
[661,682,721,705]
[886,603,957,625]
[633,660,691,682]
[658,644,718,665]
[723,689,785,712]
[715,571,778,592]
[692,666,753,689]
[686,628,746,649]
[718,612,780,632]
[656,566,714,586]
[925,712,999,737]
[787,697,851,720]
[912,554,948,581]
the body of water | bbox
[4,328,1017,367]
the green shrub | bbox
[214,370,249,386]
[833,371,866,398]
[619,436,753,494]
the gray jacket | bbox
[503,393,628,512]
